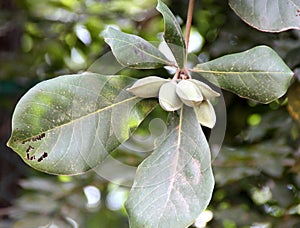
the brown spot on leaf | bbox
[26,145,34,153]
[22,133,46,144]
[22,138,31,144]
[37,152,48,162]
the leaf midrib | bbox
[158,108,183,224]
[12,95,139,145]
[192,69,292,75]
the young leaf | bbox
[7,73,157,175]
[126,107,214,228]
[229,0,300,32]
[157,0,186,68]
[103,26,171,69]
[193,46,294,104]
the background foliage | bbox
[1,0,300,227]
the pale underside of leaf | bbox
[193,45,294,103]
[103,26,171,69]
[126,107,214,228]
[7,73,157,175]
[158,41,177,64]
[229,0,300,32]
[156,0,186,68]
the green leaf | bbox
[156,0,186,68]
[7,73,157,175]
[214,142,290,186]
[229,0,300,32]
[126,107,214,228]
[103,26,171,69]
[193,46,294,103]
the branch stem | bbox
[185,0,195,55]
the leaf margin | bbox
[192,45,294,103]
[125,106,215,228]
[156,0,186,68]
[7,72,158,175]
[103,26,172,69]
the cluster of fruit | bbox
[127,76,220,128]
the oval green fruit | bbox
[159,81,182,111]
[193,100,216,128]
[176,80,203,107]
[126,76,169,98]
[189,79,220,99]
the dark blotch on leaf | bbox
[37,152,48,162]
[22,138,31,144]
[26,145,34,153]
[22,133,46,144]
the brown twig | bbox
[184,0,195,55]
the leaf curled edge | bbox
[156,0,186,68]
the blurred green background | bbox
[1,0,300,227]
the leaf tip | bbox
[102,25,120,38]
